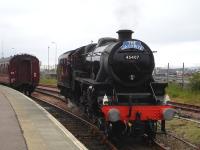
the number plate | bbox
[121,41,144,51]
[125,55,140,60]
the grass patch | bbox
[39,76,57,86]
[166,118,200,145]
[166,83,200,106]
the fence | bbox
[154,63,200,87]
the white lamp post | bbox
[51,41,57,70]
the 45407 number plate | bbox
[125,55,140,60]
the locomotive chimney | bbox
[117,29,134,41]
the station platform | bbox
[0,85,87,150]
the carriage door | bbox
[18,60,31,83]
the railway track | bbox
[37,85,59,93]
[34,87,171,150]
[156,132,200,150]
[168,101,200,113]
[168,133,200,150]
[34,85,200,150]
[153,139,170,150]
[32,92,117,150]
[38,83,57,88]
[174,116,200,124]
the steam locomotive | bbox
[57,30,175,139]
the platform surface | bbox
[0,85,87,150]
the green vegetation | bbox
[166,118,200,146]
[39,75,57,85]
[189,72,200,90]
[167,73,200,106]
[166,83,200,105]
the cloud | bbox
[153,40,200,67]
[136,0,200,43]
[0,0,200,66]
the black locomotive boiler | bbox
[57,30,175,139]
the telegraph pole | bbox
[182,62,185,87]
[167,63,169,83]
[51,41,57,70]
[48,46,50,73]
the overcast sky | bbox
[0,0,200,67]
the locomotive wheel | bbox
[145,121,157,141]
[97,117,106,131]
[85,106,93,119]
[103,123,112,139]
[103,121,125,140]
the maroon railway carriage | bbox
[0,54,39,95]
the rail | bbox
[168,101,200,113]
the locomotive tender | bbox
[0,54,39,95]
[57,30,175,139]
